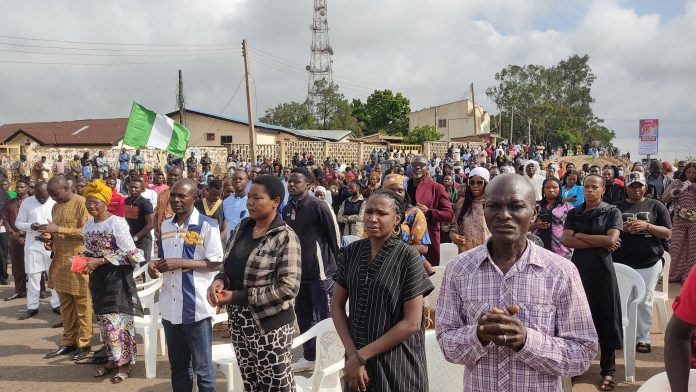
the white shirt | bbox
[158,208,223,324]
[15,196,56,274]
[527,174,546,201]
[141,188,158,209]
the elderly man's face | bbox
[484,174,537,244]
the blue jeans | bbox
[162,317,215,392]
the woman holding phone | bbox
[531,177,574,259]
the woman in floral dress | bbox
[81,179,143,383]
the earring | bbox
[392,224,401,236]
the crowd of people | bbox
[0,143,695,391]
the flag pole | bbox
[242,39,257,164]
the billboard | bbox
[639,119,659,155]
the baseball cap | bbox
[626,171,646,186]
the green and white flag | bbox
[123,102,190,158]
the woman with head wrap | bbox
[81,179,144,383]
[450,167,491,252]
[382,174,434,275]
[363,171,382,198]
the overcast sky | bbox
[1,0,694,160]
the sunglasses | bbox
[412,162,428,168]
[85,200,105,206]
[468,180,486,186]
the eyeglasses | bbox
[468,180,486,186]
[412,162,428,168]
[85,200,105,206]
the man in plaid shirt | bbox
[436,174,598,391]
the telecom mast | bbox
[306,0,334,98]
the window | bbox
[206,133,215,141]
[438,119,447,128]
[220,136,233,145]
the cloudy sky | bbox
[1,0,694,160]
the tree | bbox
[351,90,411,136]
[307,79,361,133]
[403,125,443,144]
[486,54,613,147]
[259,101,316,129]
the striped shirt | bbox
[158,208,223,324]
[436,240,598,392]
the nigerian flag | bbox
[123,102,190,158]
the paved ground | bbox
[0,274,681,391]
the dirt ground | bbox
[0,272,681,392]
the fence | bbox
[8,139,479,181]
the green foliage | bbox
[351,90,411,136]
[403,125,444,144]
[307,79,361,133]
[259,101,316,129]
[486,54,614,147]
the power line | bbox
[0,33,236,47]
[0,41,235,53]
[0,56,237,66]
[0,48,237,58]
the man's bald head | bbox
[484,174,538,245]
[47,175,72,203]
[171,178,198,196]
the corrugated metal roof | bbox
[295,129,355,141]
[0,118,127,146]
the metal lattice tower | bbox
[306,0,334,98]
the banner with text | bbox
[639,119,659,155]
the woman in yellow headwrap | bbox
[81,179,144,383]
[363,171,382,198]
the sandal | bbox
[636,342,652,353]
[599,374,615,391]
[94,366,117,378]
[111,369,131,384]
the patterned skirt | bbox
[96,313,137,366]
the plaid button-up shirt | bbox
[436,240,598,392]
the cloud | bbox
[0,0,694,160]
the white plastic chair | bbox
[439,243,459,267]
[424,266,446,311]
[614,263,646,382]
[637,369,696,391]
[291,318,345,392]
[134,279,164,379]
[341,235,361,248]
[209,312,244,392]
[653,252,671,333]
[425,330,464,391]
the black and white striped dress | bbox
[335,238,433,392]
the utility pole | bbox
[242,39,257,162]
[177,69,186,126]
[470,83,478,134]
[527,118,531,146]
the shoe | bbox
[291,357,315,372]
[4,293,26,301]
[44,345,77,358]
[39,290,49,299]
[52,307,61,315]
[71,346,91,361]
[17,309,39,320]
[0,279,8,285]
[51,322,63,328]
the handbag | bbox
[675,205,696,221]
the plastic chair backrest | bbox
[439,243,459,267]
[137,279,162,326]
[637,369,696,391]
[292,318,345,377]
[613,263,646,319]
[132,263,148,279]
[425,330,464,390]
[660,252,671,294]
[424,266,446,310]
